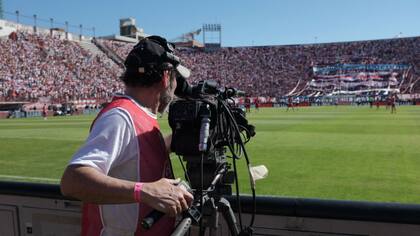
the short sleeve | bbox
[68,108,135,174]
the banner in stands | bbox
[313,64,410,75]
[309,64,411,93]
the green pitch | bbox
[0,106,420,204]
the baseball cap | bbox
[123,36,191,81]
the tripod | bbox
[142,157,251,235]
[172,196,239,236]
[171,168,240,236]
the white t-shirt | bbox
[69,95,157,176]
[68,95,158,234]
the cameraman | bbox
[61,36,193,236]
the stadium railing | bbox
[1,181,420,235]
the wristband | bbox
[134,182,143,202]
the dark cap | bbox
[123,36,190,83]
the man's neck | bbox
[125,86,160,114]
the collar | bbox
[113,93,157,119]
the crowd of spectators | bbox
[103,37,420,97]
[0,31,419,103]
[0,31,124,103]
[100,39,135,62]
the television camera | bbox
[169,78,256,235]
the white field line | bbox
[0,174,59,182]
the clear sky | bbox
[3,0,420,47]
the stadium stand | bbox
[101,36,420,98]
[0,28,419,105]
[0,31,124,104]
[99,38,135,63]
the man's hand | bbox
[141,178,194,217]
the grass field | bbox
[1,105,420,204]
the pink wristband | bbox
[134,182,143,202]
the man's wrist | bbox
[134,182,143,202]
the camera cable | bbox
[220,98,257,230]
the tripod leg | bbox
[218,198,240,236]
[171,217,192,236]
[199,225,206,236]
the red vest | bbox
[81,96,175,236]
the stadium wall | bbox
[0,19,87,40]
[0,111,9,118]
[1,181,420,236]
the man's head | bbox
[121,35,190,87]
[121,36,190,113]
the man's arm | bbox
[60,164,193,217]
[60,164,135,204]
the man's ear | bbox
[161,70,170,88]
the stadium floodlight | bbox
[0,0,3,19]
[79,24,82,40]
[65,21,69,39]
[33,14,37,32]
[15,10,19,24]
[202,23,222,50]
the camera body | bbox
[169,98,217,156]
[168,80,255,191]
